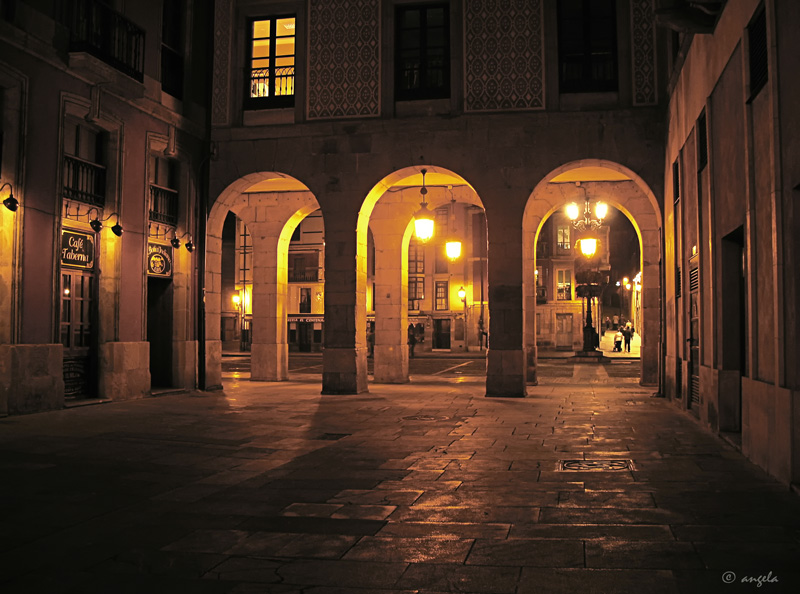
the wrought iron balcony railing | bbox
[288,269,319,283]
[63,155,106,207]
[250,66,295,98]
[149,184,178,226]
[62,0,145,82]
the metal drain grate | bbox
[403,415,450,421]
[558,459,634,471]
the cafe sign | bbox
[61,230,95,270]
[147,243,173,277]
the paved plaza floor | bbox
[1,363,799,593]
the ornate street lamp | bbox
[413,169,434,242]
[566,184,607,232]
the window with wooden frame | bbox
[246,15,296,109]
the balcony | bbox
[246,66,295,109]
[61,0,145,95]
[536,286,547,304]
[289,269,319,283]
[149,185,178,226]
[63,155,106,207]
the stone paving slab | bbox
[1,373,799,593]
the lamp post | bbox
[232,294,242,350]
[458,286,467,352]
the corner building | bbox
[1,1,212,412]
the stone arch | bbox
[358,166,486,385]
[522,159,663,386]
[205,172,320,388]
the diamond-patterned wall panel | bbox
[464,0,544,112]
[212,0,232,125]
[631,0,657,105]
[307,0,380,120]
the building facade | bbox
[0,0,211,413]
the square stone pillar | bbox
[372,221,410,383]
[485,204,526,397]
[322,215,368,394]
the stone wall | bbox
[0,344,64,415]
[98,342,150,401]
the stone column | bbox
[370,215,412,383]
[486,204,527,397]
[249,221,289,381]
[322,212,368,394]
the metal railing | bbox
[149,185,178,226]
[536,286,547,304]
[62,0,145,82]
[288,269,319,283]
[63,155,106,207]
[250,66,294,98]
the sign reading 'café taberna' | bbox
[61,229,95,269]
[147,242,173,277]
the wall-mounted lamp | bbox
[87,209,123,236]
[171,231,194,252]
[1,182,18,212]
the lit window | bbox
[435,280,449,310]
[557,225,571,251]
[557,269,572,301]
[246,16,295,109]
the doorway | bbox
[60,269,97,398]
[147,277,174,388]
[719,227,746,432]
[555,313,573,349]
[433,318,451,349]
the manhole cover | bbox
[558,459,634,471]
[403,415,450,421]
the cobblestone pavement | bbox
[1,369,798,593]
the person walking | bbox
[614,329,623,352]
[622,323,633,353]
[612,314,619,330]
[407,324,417,358]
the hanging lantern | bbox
[446,239,462,260]
[579,237,597,258]
[413,169,434,242]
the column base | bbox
[251,343,289,381]
[322,347,369,394]
[373,344,409,383]
[204,340,223,390]
[486,349,527,397]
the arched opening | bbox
[358,167,487,385]
[206,173,320,388]
[523,160,663,386]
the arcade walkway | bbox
[1,365,798,593]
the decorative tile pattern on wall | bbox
[212,0,232,125]
[307,0,380,119]
[464,0,544,112]
[631,0,657,105]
